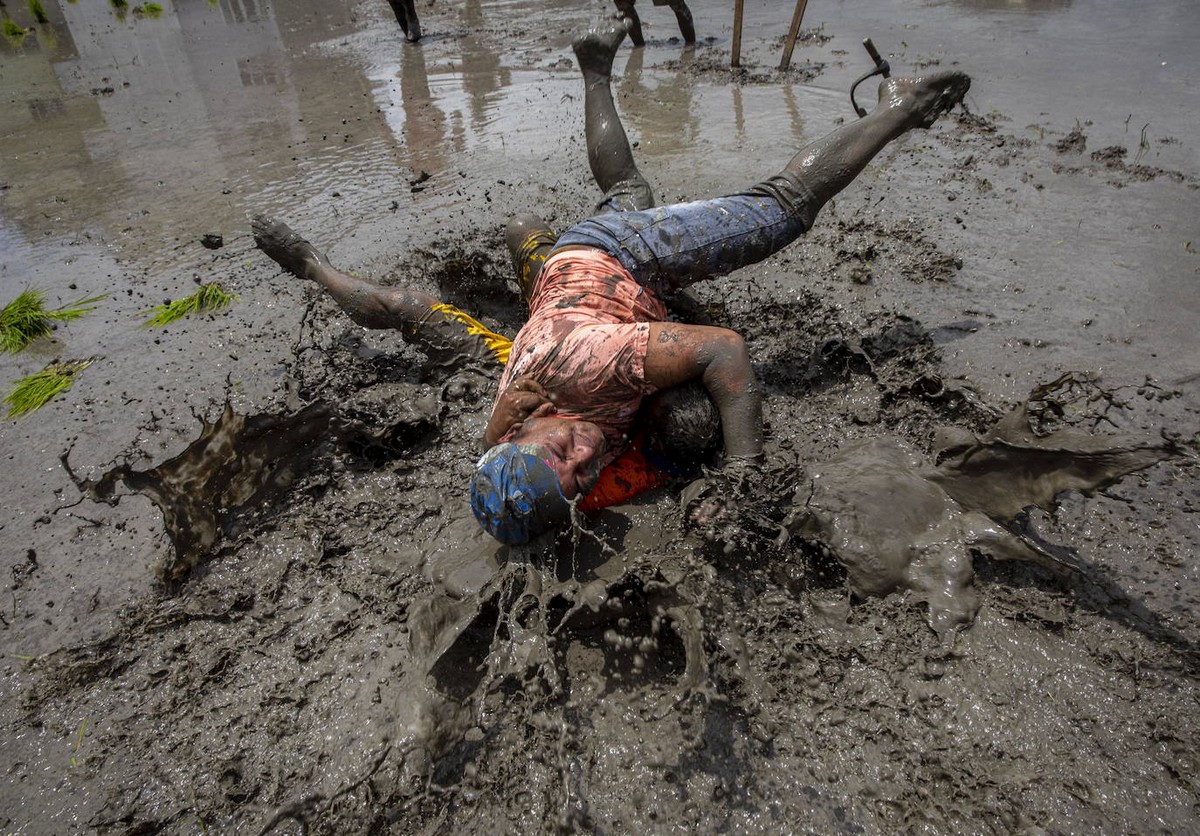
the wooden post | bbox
[779,0,809,71]
[731,0,745,68]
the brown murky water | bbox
[2,0,1199,832]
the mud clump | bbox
[1054,127,1087,153]
[1090,144,1127,166]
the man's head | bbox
[470,416,607,545]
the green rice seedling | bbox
[71,719,88,768]
[3,18,29,43]
[141,3,164,19]
[4,358,93,419]
[28,0,49,24]
[142,283,237,328]
[0,289,107,354]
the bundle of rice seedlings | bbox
[3,18,29,42]
[4,358,93,419]
[0,289,107,354]
[142,283,238,328]
[28,0,49,24]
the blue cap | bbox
[470,443,569,545]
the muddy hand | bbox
[681,461,745,540]
[682,479,745,555]
[493,376,556,433]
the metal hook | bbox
[850,38,891,117]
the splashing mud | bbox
[60,393,446,587]
[791,422,1184,631]
[53,370,1189,832]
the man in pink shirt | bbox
[253,20,717,521]
[471,21,970,544]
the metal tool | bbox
[850,38,891,117]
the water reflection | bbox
[394,38,453,178]
[372,0,533,196]
[617,47,698,160]
[0,0,402,268]
[457,0,512,129]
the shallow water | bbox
[2,0,1199,832]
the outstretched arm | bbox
[643,322,762,462]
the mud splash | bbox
[781,374,1187,630]
[59,394,447,587]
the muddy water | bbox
[2,0,1199,832]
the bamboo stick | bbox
[731,0,745,67]
[779,0,809,71]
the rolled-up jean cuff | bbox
[745,171,820,230]
[595,178,655,215]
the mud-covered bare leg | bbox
[252,215,507,368]
[779,73,971,223]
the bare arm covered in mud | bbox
[643,322,762,463]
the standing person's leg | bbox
[659,0,696,44]
[385,0,421,42]
[252,215,510,369]
[505,18,653,298]
[613,0,646,47]
[575,20,654,214]
[553,72,971,294]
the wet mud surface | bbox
[3,0,1200,833]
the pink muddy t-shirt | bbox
[495,248,668,464]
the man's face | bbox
[511,416,607,499]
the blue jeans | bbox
[554,173,817,298]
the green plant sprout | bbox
[3,17,29,43]
[0,289,106,354]
[142,283,237,328]
[27,0,49,23]
[138,3,165,19]
[71,719,88,768]
[5,358,93,419]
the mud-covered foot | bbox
[251,214,326,280]
[876,71,971,128]
[404,13,421,42]
[667,0,696,44]
[612,0,644,48]
[573,18,630,77]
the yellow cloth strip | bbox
[429,303,512,365]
